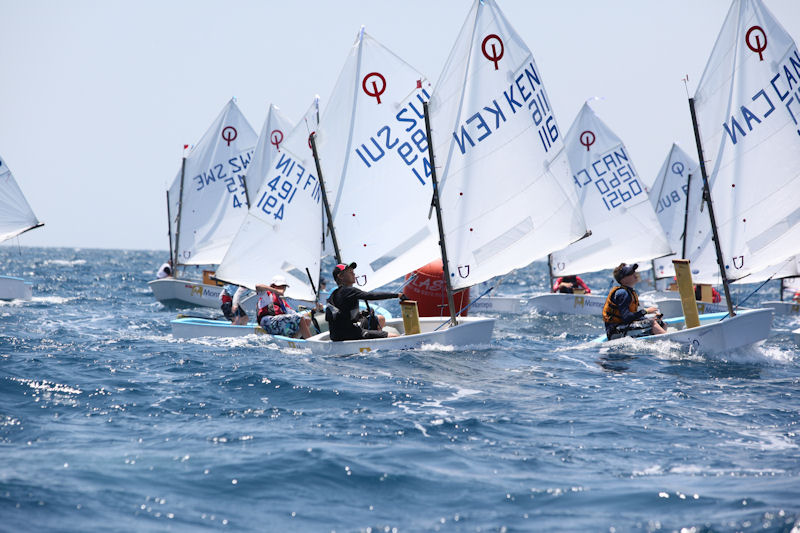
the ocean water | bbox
[1,246,799,532]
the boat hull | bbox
[527,293,607,316]
[469,296,524,314]
[761,300,800,316]
[148,278,262,310]
[793,327,800,345]
[0,275,33,301]
[172,316,495,356]
[592,308,773,353]
[655,297,732,318]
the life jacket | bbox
[220,285,234,304]
[257,291,289,322]
[602,286,639,325]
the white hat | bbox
[270,274,289,287]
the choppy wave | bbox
[0,247,798,532]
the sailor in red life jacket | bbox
[602,263,666,340]
[552,274,591,294]
[255,275,319,339]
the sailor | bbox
[221,284,249,325]
[552,274,591,294]
[256,275,316,339]
[156,259,173,279]
[326,262,403,341]
[602,263,666,340]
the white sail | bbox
[548,102,672,278]
[168,98,257,266]
[429,0,587,290]
[315,28,440,290]
[215,99,322,301]
[689,0,800,283]
[648,144,706,280]
[242,104,294,200]
[0,155,41,243]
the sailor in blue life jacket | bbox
[602,263,666,340]
[326,262,403,342]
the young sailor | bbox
[602,263,666,340]
[256,275,316,339]
[552,274,591,294]
[156,260,173,279]
[327,262,402,341]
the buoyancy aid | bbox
[257,291,289,322]
[602,286,639,325]
[220,285,234,304]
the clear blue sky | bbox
[2,0,799,251]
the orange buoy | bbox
[403,259,470,317]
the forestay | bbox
[314,28,440,291]
[648,144,709,280]
[549,103,672,278]
[429,0,586,291]
[689,0,800,283]
[215,99,322,301]
[168,98,257,266]
[0,155,41,243]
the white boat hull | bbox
[527,293,607,316]
[469,296,524,314]
[654,297,733,319]
[172,316,495,356]
[148,278,262,310]
[0,275,33,301]
[149,278,226,308]
[761,300,800,316]
[591,308,773,353]
[793,327,800,345]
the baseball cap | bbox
[613,263,639,282]
[332,262,357,280]
[270,274,289,287]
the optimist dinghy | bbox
[591,308,773,353]
[598,0,800,351]
[0,154,44,300]
[149,98,259,308]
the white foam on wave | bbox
[41,259,87,267]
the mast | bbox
[688,98,735,316]
[423,101,458,327]
[165,190,174,268]
[173,154,187,268]
[548,254,555,293]
[681,172,692,259]
[309,132,342,264]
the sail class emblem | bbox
[355,275,367,286]
[362,72,386,104]
[270,130,284,151]
[745,26,767,61]
[733,256,745,269]
[579,131,595,151]
[556,262,565,271]
[481,34,504,70]
[671,162,685,176]
[458,265,470,278]
[221,126,238,146]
